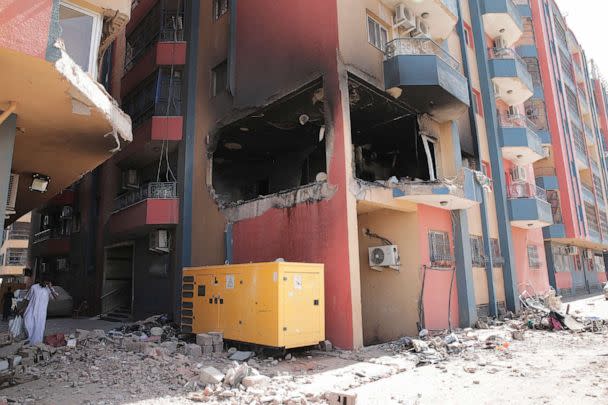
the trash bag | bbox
[9,315,25,340]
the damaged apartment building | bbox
[23,0,608,350]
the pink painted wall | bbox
[0,0,53,58]
[598,272,607,284]
[511,227,550,294]
[230,0,357,348]
[555,271,572,290]
[416,205,459,330]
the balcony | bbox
[489,48,534,106]
[512,0,531,17]
[122,1,186,97]
[562,69,576,91]
[535,167,559,190]
[31,228,70,256]
[381,0,458,41]
[591,159,601,175]
[108,182,179,235]
[543,223,566,239]
[117,68,183,167]
[498,114,545,164]
[507,182,553,229]
[384,37,469,123]
[480,0,524,46]
[391,168,484,210]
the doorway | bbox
[102,244,134,321]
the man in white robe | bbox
[24,278,58,345]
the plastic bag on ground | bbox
[9,315,25,340]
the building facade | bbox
[27,0,608,349]
[0,213,31,278]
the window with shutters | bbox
[367,15,389,52]
[527,245,542,268]
[553,15,567,45]
[585,202,600,234]
[428,231,453,268]
[470,235,485,267]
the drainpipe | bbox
[455,1,497,317]
[468,0,520,313]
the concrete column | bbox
[0,114,17,229]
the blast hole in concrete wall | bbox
[212,81,327,203]
[348,78,434,182]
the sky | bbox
[554,0,608,79]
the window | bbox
[470,235,485,267]
[584,202,600,234]
[8,222,30,240]
[527,245,541,268]
[6,248,27,266]
[472,89,483,117]
[490,238,504,267]
[463,22,474,49]
[428,231,453,268]
[367,16,388,51]
[594,255,605,273]
[212,60,228,97]
[421,135,438,181]
[0,254,4,266]
[214,0,229,20]
[59,1,102,77]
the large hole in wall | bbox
[349,78,435,183]
[212,81,327,204]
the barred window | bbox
[470,235,485,267]
[428,231,453,268]
[527,245,542,269]
[584,202,600,234]
[490,238,504,267]
[6,248,27,266]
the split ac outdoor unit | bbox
[122,169,140,190]
[60,205,73,219]
[584,249,594,259]
[368,245,400,268]
[565,246,578,255]
[511,166,527,182]
[493,82,502,98]
[410,17,430,38]
[393,3,415,31]
[494,35,508,49]
[542,145,551,158]
[5,174,18,217]
[150,229,170,253]
[511,182,527,198]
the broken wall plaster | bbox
[219,181,337,223]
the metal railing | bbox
[32,227,70,244]
[591,159,600,174]
[578,88,590,112]
[507,181,548,201]
[498,113,543,151]
[385,37,460,70]
[125,2,185,72]
[114,182,178,211]
[562,68,576,91]
[7,229,29,240]
[489,47,528,69]
[584,124,595,142]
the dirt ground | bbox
[1,294,608,405]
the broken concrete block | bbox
[196,333,214,347]
[201,345,213,355]
[411,339,429,352]
[66,338,77,348]
[227,347,238,355]
[325,392,357,405]
[213,343,224,353]
[320,340,333,351]
[160,341,178,354]
[150,327,164,336]
[186,343,202,358]
[228,351,254,362]
[224,363,250,386]
[242,375,270,388]
[199,366,225,385]
[0,360,9,371]
[75,329,90,340]
[208,331,223,344]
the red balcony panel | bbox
[127,0,159,35]
[48,189,75,206]
[109,198,179,234]
[151,116,183,141]
[156,41,187,65]
[31,238,70,256]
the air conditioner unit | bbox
[584,249,594,259]
[5,174,18,217]
[410,17,430,38]
[565,246,578,255]
[511,182,527,198]
[494,35,508,49]
[393,3,415,31]
[493,81,502,98]
[542,145,551,158]
[511,166,527,181]
[368,245,400,269]
[60,205,73,219]
[150,229,170,253]
[122,169,140,190]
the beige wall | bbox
[357,209,421,344]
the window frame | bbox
[490,238,503,267]
[527,245,542,269]
[213,0,229,20]
[472,88,484,117]
[470,235,485,267]
[59,1,103,78]
[367,15,389,52]
[428,230,453,268]
[463,22,474,50]
[211,60,229,97]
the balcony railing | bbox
[122,68,182,128]
[32,228,70,244]
[385,37,460,70]
[591,159,600,174]
[582,183,595,202]
[584,124,595,142]
[7,229,30,240]
[125,2,185,72]
[114,182,178,211]
[508,182,548,201]
[498,113,542,151]
[489,48,528,69]
[562,68,576,91]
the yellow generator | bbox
[181,262,325,349]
